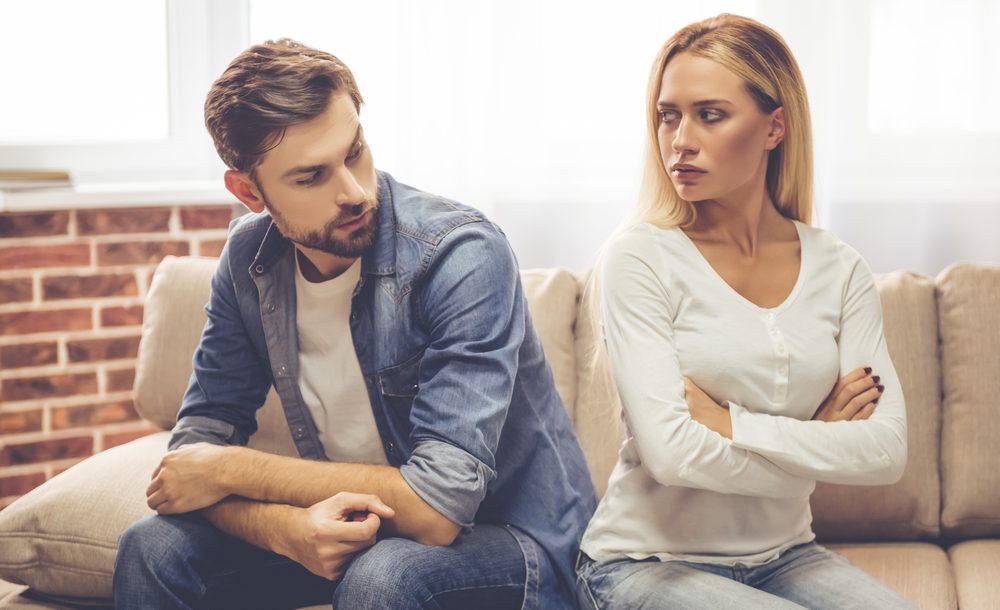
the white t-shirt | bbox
[294,253,388,465]
[580,220,907,566]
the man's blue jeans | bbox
[575,542,917,609]
[114,513,526,609]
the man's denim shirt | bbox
[169,171,597,608]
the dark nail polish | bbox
[864,367,872,374]
[877,384,885,392]
[873,376,881,383]
[874,398,880,404]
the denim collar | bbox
[248,170,396,278]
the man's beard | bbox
[261,190,379,258]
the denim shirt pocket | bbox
[375,349,424,439]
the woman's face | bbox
[656,52,784,204]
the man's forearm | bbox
[202,497,299,557]
[218,447,459,545]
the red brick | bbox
[0,410,43,434]
[180,206,234,230]
[0,341,59,368]
[0,373,98,402]
[42,273,137,300]
[51,400,139,430]
[106,367,136,392]
[97,240,190,266]
[0,212,69,239]
[198,239,228,258]
[0,244,90,270]
[77,208,171,235]
[100,304,144,327]
[0,472,46,497]
[67,335,140,362]
[0,436,93,466]
[103,425,161,449]
[0,278,33,303]
[0,308,92,336]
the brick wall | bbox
[0,204,236,507]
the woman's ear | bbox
[224,170,267,214]
[765,106,786,151]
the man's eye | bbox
[296,172,321,186]
[347,143,364,162]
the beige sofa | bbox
[1,255,998,609]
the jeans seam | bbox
[504,524,539,610]
[576,570,601,610]
[422,582,524,604]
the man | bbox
[113,38,596,609]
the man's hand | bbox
[280,492,396,580]
[683,377,732,439]
[146,442,231,514]
[812,366,883,422]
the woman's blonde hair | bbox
[580,13,814,421]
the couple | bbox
[114,14,913,610]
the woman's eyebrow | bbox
[657,99,734,109]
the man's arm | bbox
[201,493,392,580]
[147,443,460,546]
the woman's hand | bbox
[812,366,883,422]
[683,377,732,439]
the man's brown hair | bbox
[204,38,363,174]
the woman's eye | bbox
[658,111,678,123]
[701,109,724,122]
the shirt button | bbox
[265,303,275,313]
[255,264,264,274]
[385,440,396,453]
[294,427,305,439]
[277,365,288,376]
[779,366,788,375]
[350,312,358,322]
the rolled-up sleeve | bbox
[398,223,523,526]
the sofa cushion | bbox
[948,539,1000,610]
[811,271,942,541]
[937,263,1000,538]
[520,268,579,417]
[826,542,957,609]
[0,433,167,600]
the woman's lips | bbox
[673,169,706,180]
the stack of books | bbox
[0,170,73,191]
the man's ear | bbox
[224,170,267,214]
[765,106,786,151]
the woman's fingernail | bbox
[873,376,881,383]
[864,367,872,374]
[877,385,885,392]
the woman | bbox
[576,14,913,609]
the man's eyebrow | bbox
[280,124,363,178]
[657,99,733,109]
